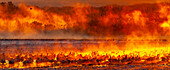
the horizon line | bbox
[0,1,170,7]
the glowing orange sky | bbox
[0,0,169,7]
